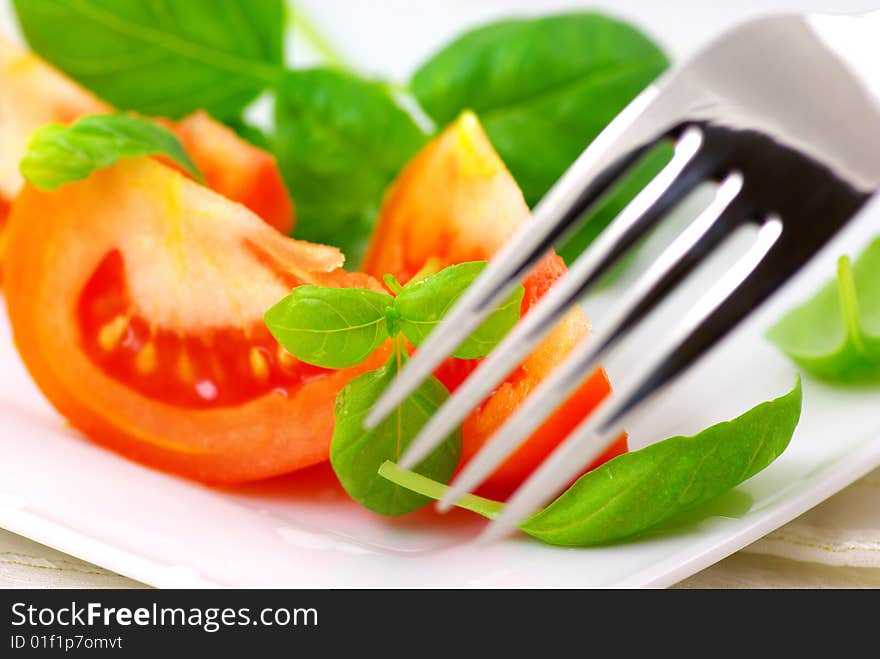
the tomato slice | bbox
[4,158,382,483]
[364,112,627,498]
[0,38,293,243]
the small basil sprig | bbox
[20,114,201,190]
[768,238,880,384]
[332,350,461,516]
[265,261,523,368]
[265,261,524,516]
[380,379,803,545]
[396,262,523,359]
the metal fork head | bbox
[367,13,880,539]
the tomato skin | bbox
[0,198,9,268]
[3,158,380,483]
[364,112,626,494]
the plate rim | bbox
[1,434,878,588]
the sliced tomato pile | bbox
[2,40,623,496]
[364,112,626,498]
[0,36,293,241]
[3,158,380,483]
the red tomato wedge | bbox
[3,158,380,483]
[364,112,627,498]
[0,37,293,241]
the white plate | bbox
[1,0,879,588]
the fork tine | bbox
[364,89,670,430]
[479,216,784,543]
[398,127,706,471]
[436,172,745,508]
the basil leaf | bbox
[274,68,429,265]
[410,12,668,206]
[768,239,880,384]
[20,113,200,190]
[380,379,802,545]
[265,286,394,369]
[13,0,284,120]
[396,261,524,359]
[521,379,802,545]
[331,350,461,516]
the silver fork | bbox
[365,12,880,542]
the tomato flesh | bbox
[433,356,481,392]
[521,252,568,314]
[77,249,330,409]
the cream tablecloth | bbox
[2,467,879,589]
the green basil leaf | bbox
[380,379,802,545]
[13,0,284,120]
[331,350,461,516]
[20,113,200,190]
[395,261,524,359]
[767,239,880,384]
[264,286,394,369]
[410,12,668,206]
[274,68,429,265]
[520,379,802,545]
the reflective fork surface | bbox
[366,13,880,540]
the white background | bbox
[290,0,880,76]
